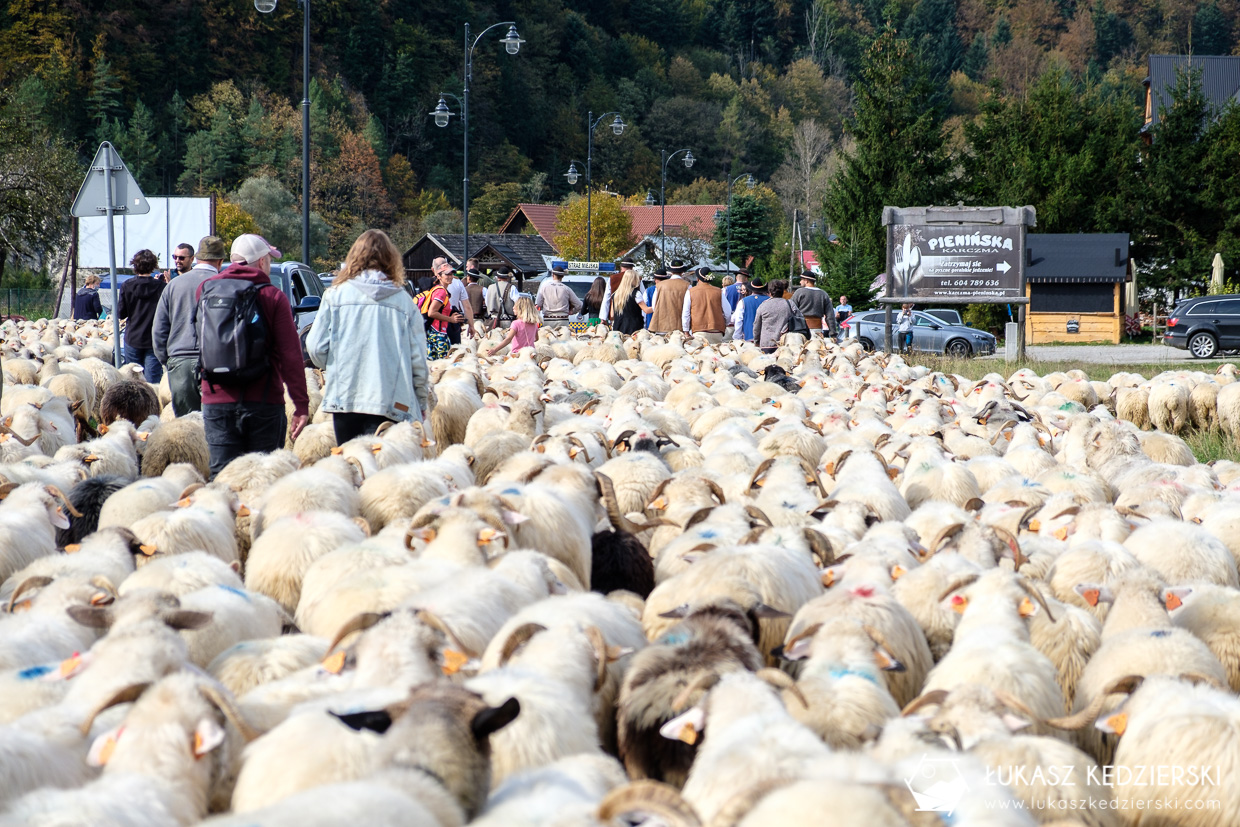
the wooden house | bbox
[1024,233,1132,344]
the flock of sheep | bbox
[3,315,1240,826]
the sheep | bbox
[1165,582,1240,691]
[1122,519,1239,587]
[244,511,369,615]
[96,466,204,531]
[119,551,243,597]
[208,634,330,697]
[1147,380,1191,434]
[98,380,160,427]
[358,462,452,532]
[128,487,241,567]
[177,584,287,667]
[0,575,112,671]
[469,754,629,826]
[0,482,75,582]
[430,374,485,449]
[249,465,362,542]
[140,413,210,479]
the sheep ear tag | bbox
[1018,597,1038,618]
[441,649,471,675]
[1097,711,1127,736]
[192,718,226,759]
[49,651,90,680]
[659,707,705,745]
[1162,588,1191,612]
[321,650,347,675]
[87,726,123,767]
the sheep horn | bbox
[497,622,549,666]
[901,689,951,717]
[738,527,766,544]
[752,416,780,433]
[374,421,395,437]
[44,485,83,517]
[177,483,205,501]
[344,456,366,483]
[827,449,853,479]
[576,397,602,415]
[671,671,722,712]
[1178,671,1227,689]
[1043,675,1144,730]
[89,575,118,598]
[0,424,39,446]
[937,573,981,603]
[327,611,390,654]
[199,681,262,742]
[79,682,151,736]
[991,689,1040,722]
[595,781,703,827]
[6,575,54,612]
[0,482,19,499]
[683,506,717,530]
[755,667,808,708]
[988,420,1019,444]
[704,479,727,505]
[583,625,611,693]
[746,458,776,491]
[595,472,640,535]
[873,432,892,450]
[610,429,637,451]
[992,525,1027,571]
[803,529,835,567]
[415,609,476,657]
[744,505,774,528]
[646,478,671,510]
[929,522,967,554]
[531,434,552,448]
[799,459,828,498]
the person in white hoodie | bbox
[306,229,430,444]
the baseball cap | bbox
[230,234,281,265]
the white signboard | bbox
[78,196,213,270]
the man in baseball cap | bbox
[230,233,282,265]
[151,234,229,416]
[197,232,308,476]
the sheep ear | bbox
[749,603,790,619]
[657,604,690,619]
[471,697,520,740]
[162,610,213,631]
[192,717,227,757]
[331,709,393,734]
[87,726,123,767]
[1002,713,1032,733]
[658,706,706,745]
[67,605,114,628]
[502,510,529,526]
[1073,583,1111,607]
[873,645,905,672]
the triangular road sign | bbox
[71,142,150,218]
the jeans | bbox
[901,330,914,353]
[332,412,393,445]
[203,402,287,478]
[124,345,164,383]
[165,355,201,416]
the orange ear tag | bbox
[442,649,470,675]
[321,650,347,675]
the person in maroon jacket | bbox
[197,234,309,477]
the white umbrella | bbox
[1211,253,1225,295]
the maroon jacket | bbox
[195,265,309,417]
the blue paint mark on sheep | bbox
[828,667,879,685]
[658,630,692,646]
[18,664,54,680]
[500,487,522,496]
[218,585,250,601]
[1150,629,1171,638]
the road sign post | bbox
[71,142,150,367]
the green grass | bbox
[1185,429,1240,464]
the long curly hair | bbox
[335,229,406,287]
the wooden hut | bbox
[1024,233,1132,344]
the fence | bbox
[0,289,57,321]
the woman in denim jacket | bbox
[306,229,431,444]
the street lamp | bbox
[659,148,695,263]
[564,162,581,186]
[644,191,655,207]
[724,172,755,275]
[429,22,524,268]
[255,0,311,264]
[580,111,625,260]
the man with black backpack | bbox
[196,234,309,477]
[484,268,518,331]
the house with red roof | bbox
[498,202,725,255]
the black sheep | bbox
[590,528,655,598]
[99,380,160,427]
[55,474,127,546]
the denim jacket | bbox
[306,271,430,422]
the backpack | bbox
[496,283,515,321]
[197,278,277,386]
[414,288,438,322]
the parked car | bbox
[848,310,996,357]
[220,260,323,334]
[1164,294,1240,358]
[521,273,605,321]
[922,308,966,326]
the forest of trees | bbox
[1,0,1239,305]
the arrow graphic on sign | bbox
[996,261,1011,274]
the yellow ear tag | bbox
[1105,711,1127,736]
[890,565,907,581]
[477,528,500,545]
[1018,596,1036,617]
[176,497,193,507]
[677,723,699,745]
[821,569,836,588]
[1027,518,1041,532]
[1053,526,1070,541]
[138,544,159,556]
[441,649,470,675]
[138,432,150,441]
[64,543,82,553]
[371,444,383,454]
[12,599,32,613]
[330,447,344,455]
[98,733,119,765]
[60,652,84,678]
[83,455,100,464]
[950,595,969,614]
[236,505,251,518]
[321,650,347,674]
[650,496,669,510]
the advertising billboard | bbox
[887,222,1024,300]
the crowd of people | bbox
[69,229,861,477]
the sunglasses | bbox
[172,255,191,261]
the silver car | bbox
[852,310,996,357]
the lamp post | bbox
[429,22,524,267]
[584,111,624,260]
[724,172,755,275]
[659,148,695,264]
[255,0,311,264]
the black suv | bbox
[1164,294,1240,358]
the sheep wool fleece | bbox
[306,270,431,422]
